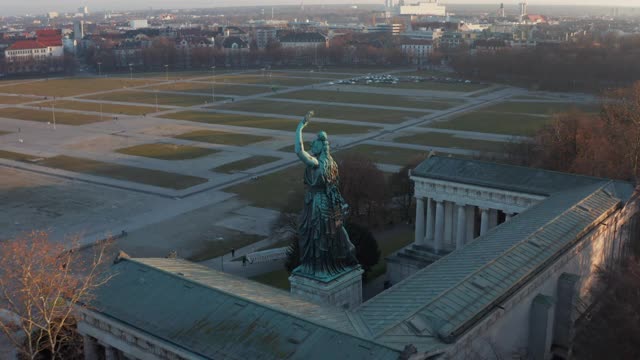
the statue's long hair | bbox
[316,132,338,185]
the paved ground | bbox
[0,67,599,293]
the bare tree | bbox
[0,231,111,360]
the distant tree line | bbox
[448,33,640,92]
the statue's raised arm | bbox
[295,111,319,167]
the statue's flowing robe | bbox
[296,160,357,278]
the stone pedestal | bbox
[289,267,363,310]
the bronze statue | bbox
[293,111,358,280]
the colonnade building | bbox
[77,156,639,360]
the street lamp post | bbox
[164,64,169,81]
[211,66,216,103]
[51,97,56,130]
[155,90,159,112]
[128,63,133,80]
[97,62,102,76]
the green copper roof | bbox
[91,258,401,360]
[412,155,607,195]
[356,156,634,353]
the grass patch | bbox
[2,78,160,97]
[340,144,428,166]
[44,100,156,116]
[214,155,280,173]
[226,165,304,211]
[175,129,271,146]
[187,232,264,262]
[0,150,40,162]
[150,82,270,96]
[218,100,426,124]
[116,143,218,160]
[215,74,323,87]
[429,111,552,136]
[0,107,103,125]
[368,226,415,281]
[0,131,10,136]
[370,81,488,92]
[250,268,291,291]
[393,132,510,153]
[38,155,208,189]
[468,85,506,97]
[84,90,215,107]
[482,101,599,114]
[160,111,378,135]
[0,95,37,105]
[271,89,460,110]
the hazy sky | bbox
[7,0,640,16]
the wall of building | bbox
[444,195,639,359]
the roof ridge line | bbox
[368,181,616,338]
[124,258,400,353]
[429,154,614,185]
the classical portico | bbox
[387,155,547,285]
[412,175,543,252]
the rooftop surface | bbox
[91,258,401,360]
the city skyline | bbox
[4,0,640,16]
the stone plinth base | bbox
[289,267,363,310]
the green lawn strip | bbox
[214,155,280,173]
[217,100,426,124]
[0,150,40,162]
[339,144,429,167]
[0,131,10,136]
[38,155,208,190]
[393,132,510,153]
[482,101,599,114]
[174,129,271,146]
[271,89,460,110]
[116,143,218,160]
[367,226,415,281]
[2,78,161,97]
[160,111,378,135]
[270,71,342,79]
[429,111,552,136]
[249,269,291,291]
[84,90,214,107]
[0,107,104,125]
[149,82,271,96]
[370,81,488,92]
[187,232,265,262]
[468,85,505,98]
[0,95,37,105]
[226,165,304,211]
[44,100,156,116]
[216,74,324,87]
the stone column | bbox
[424,198,434,245]
[434,200,445,254]
[105,346,118,360]
[480,208,489,236]
[83,336,99,360]
[465,205,475,242]
[444,201,453,246]
[455,204,466,250]
[489,209,498,228]
[415,197,425,245]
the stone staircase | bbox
[389,243,450,269]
